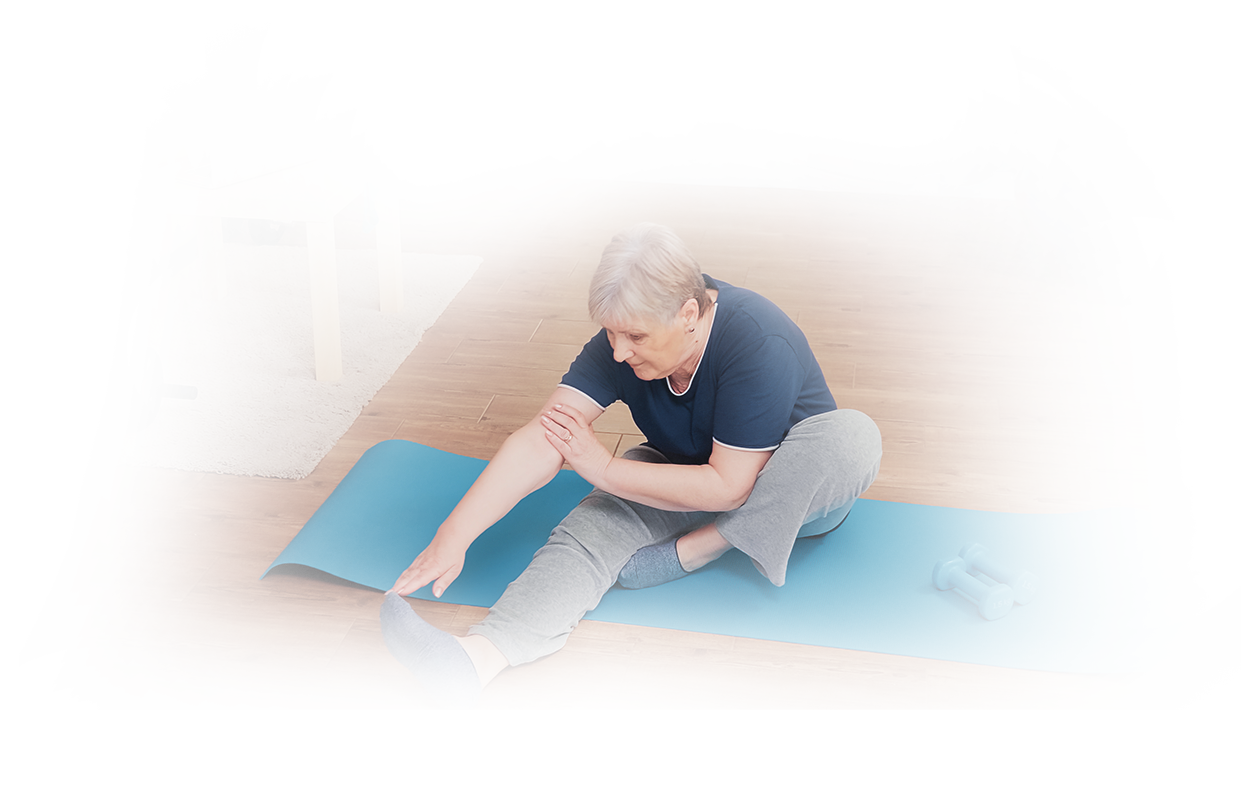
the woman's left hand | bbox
[540,404,613,484]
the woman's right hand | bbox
[389,538,467,598]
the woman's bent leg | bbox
[716,408,882,586]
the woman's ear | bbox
[679,297,700,328]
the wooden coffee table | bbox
[100,136,400,382]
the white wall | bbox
[395,21,1219,200]
[18,21,98,60]
[1088,21,1174,83]
[17,21,1239,196]
[1083,20,1239,139]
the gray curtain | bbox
[806,22,1093,186]
[246,22,561,166]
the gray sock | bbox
[379,592,481,706]
[617,539,691,589]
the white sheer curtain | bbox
[559,23,826,166]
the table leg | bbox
[372,162,403,312]
[194,217,229,302]
[306,218,342,382]
[103,209,146,347]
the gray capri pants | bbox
[469,408,882,666]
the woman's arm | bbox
[541,404,773,513]
[389,387,604,597]
[604,442,772,512]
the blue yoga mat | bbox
[264,440,1146,673]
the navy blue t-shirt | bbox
[559,275,836,465]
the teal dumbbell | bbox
[932,558,1015,620]
[959,543,1036,605]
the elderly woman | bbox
[381,223,882,701]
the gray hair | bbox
[588,223,712,326]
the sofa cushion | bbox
[19,180,61,258]
[20,133,147,228]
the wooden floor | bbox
[29,178,1191,710]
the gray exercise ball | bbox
[1013,75,1229,282]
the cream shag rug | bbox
[39,244,478,478]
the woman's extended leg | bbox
[467,456,712,666]
[382,450,710,698]
[379,591,483,705]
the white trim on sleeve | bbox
[556,383,608,411]
[712,437,780,453]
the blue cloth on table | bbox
[322,134,380,233]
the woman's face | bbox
[603,303,696,382]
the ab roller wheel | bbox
[67,345,196,430]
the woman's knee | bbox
[544,493,651,572]
[837,408,882,463]
[554,492,632,542]
[796,408,882,463]
[784,409,882,499]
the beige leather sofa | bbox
[19,57,199,352]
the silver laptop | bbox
[143,60,325,188]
